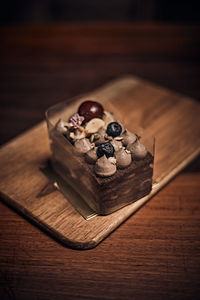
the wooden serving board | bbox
[0,76,200,249]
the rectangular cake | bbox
[46,99,154,215]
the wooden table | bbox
[0,23,200,300]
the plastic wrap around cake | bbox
[46,97,155,215]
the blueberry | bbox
[106,122,122,137]
[97,142,115,158]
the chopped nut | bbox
[78,126,85,132]
[91,133,100,143]
[114,136,123,141]
[90,142,95,149]
[104,134,112,141]
[69,132,75,139]
[125,149,131,154]
[69,129,86,140]
[94,133,100,141]
[90,134,95,143]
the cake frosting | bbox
[127,139,147,159]
[115,148,132,169]
[94,127,107,145]
[111,139,123,151]
[74,138,93,153]
[95,155,117,177]
[122,130,137,146]
[53,100,150,177]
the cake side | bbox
[87,152,153,214]
[50,131,102,212]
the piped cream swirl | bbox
[111,139,123,151]
[127,140,147,159]
[95,155,117,177]
[74,138,93,154]
[122,130,137,146]
[115,148,132,168]
[55,119,68,134]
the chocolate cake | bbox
[47,100,154,215]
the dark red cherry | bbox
[78,100,104,122]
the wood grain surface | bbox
[0,23,200,300]
[0,75,200,250]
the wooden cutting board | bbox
[0,76,200,249]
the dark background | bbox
[1,2,200,300]
[0,1,200,146]
[0,0,200,25]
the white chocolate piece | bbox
[85,118,105,134]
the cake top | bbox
[54,100,148,177]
